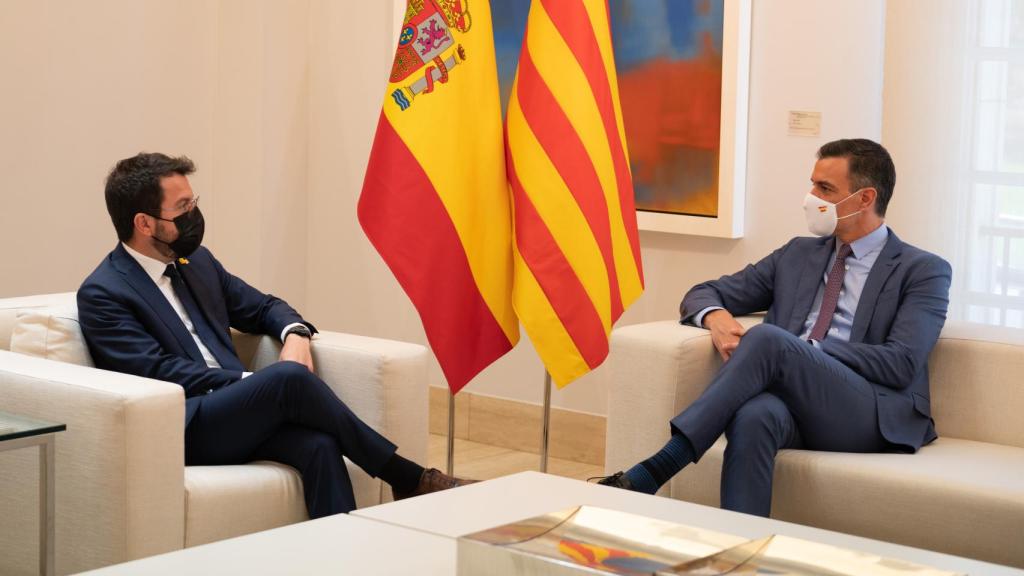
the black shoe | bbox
[590,471,633,491]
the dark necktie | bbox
[163,264,244,371]
[808,243,854,341]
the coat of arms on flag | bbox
[389,0,473,111]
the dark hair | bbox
[104,153,196,242]
[816,139,895,217]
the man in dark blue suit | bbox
[78,152,470,519]
[600,139,951,517]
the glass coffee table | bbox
[0,411,66,576]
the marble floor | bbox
[426,434,605,482]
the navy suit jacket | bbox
[680,230,951,451]
[77,244,315,427]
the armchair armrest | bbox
[605,316,764,476]
[605,321,719,475]
[0,350,184,575]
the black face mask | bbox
[151,206,205,258]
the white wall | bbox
[0,0,311,311]
[304,1,418,344]
[210,0,312,312]
[3,0,910,418]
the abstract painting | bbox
[611,0,724,218]
[490,0,750,237]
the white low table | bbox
[78,471,1021,575]
[77,513,454,575]
[353,471,1022,575]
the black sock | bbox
[379,453,424,494]
[644,432,696,484]
[624,432,696,493]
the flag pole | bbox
[540,370,552,472]
[447,391,456,475]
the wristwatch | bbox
[284,325,312,340]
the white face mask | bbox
[802,190,864,236]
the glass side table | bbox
[0,411,66,576]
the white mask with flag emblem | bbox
[802,190,864,236]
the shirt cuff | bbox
[241,371,253,379]
[694,306,725,328]
[280,322,307,343]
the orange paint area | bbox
[619,34,722,217]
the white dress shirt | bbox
[122,243,223,368]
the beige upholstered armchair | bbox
[0,292,429,575]
[604,317,1024,568]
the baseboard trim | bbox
[428,387,605,466]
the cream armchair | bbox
[605,317,1024,569]
[0,293,429,575]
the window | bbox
[961,0,1024,328]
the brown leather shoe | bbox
[392,468,478,501]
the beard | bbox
[151,220,179,260]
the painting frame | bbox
[632,0,751,238]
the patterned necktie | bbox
[808,243,854,341]
[163,264,244,371]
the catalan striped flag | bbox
[506,0,644,386]
[359,0,519,393]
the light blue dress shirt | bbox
[799,223,889,344]
[695,224,890,347]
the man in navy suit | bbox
[600,139,951,517]
[78,152,470,519]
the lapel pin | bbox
[178,257,189,265]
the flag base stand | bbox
[448,371,553,475]
[540,371,552,472]
[446,391,456,476]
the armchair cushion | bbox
[9,306,93,367]
[0,292,78,351]
[183,462,307,548]
[672,436,1024,567]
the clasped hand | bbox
[704,309,746,362]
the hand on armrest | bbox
[703,309,747,362]
[279,333,315,373]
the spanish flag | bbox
[359,0,518,393]
[506,0,644,386]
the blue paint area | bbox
[610,0,724,71]
[491,0,531,118]
[490,0,723,118]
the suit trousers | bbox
[670,324,889,517]
[184,361,397,518]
